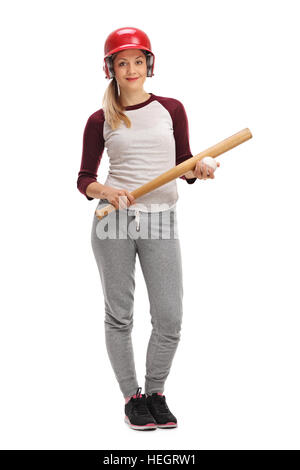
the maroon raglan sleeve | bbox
[173,100,197,184]
[77,110,105,201]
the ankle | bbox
[125,386,144,404]
[125,392,141,404]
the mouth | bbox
[126,77,139,81]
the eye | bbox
[119,60,144,66]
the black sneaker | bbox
[124,387,157,431]
[146,392,177,428]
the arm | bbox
[173,100,197,184]
[77,113,105,200]
[85,181,108,199]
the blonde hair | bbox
[102,76,131,130]
[102,49,148,130]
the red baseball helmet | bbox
[103,27,155,79]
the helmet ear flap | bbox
[105,55,115,79]
[142,50,154,77]
[147,54,153,77]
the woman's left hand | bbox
[193,160,220,179]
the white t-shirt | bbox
[77,92,197,212]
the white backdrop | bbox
[1,0,299,450]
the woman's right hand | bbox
[102,186,136,209]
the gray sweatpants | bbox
[91,199,183,398]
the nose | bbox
[127,62,137,74]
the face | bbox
[112,48,148,90]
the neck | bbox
[119,89,151,107]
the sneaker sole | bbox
[124,416,157,431]
[157,422,178,429]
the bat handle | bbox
[95,203,117,220]
[95,190,140,220]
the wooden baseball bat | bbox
[95,127,252,220]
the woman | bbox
[77,27,219,431]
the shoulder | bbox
[152,94,186,118]
[83,109,105,135]
[153,94,183,109]
[86,108,105,124]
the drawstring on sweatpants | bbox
[134,209,140,232]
